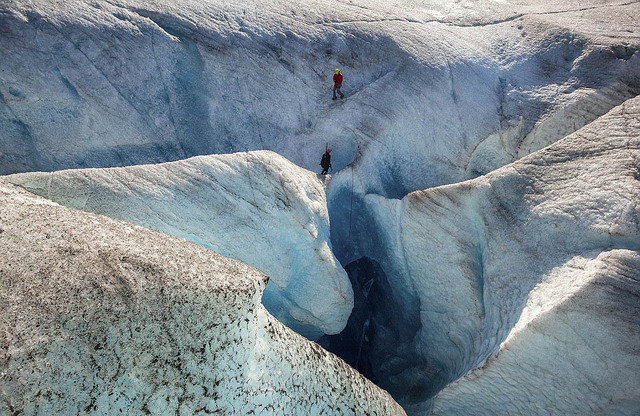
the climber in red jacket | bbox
[332,69,344,100]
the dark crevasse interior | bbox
[318,257,446,404]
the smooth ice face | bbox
[329,96,640,413]
[0,182,404,416]
[7,151,353,338]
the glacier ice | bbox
[431,250,640,416]
[425,96,640,415]
[7,151,352,338]
[2,0,639,196]
[327,96,640,413]
[1,0,640,414]
[0,182,404,415]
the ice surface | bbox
[2,0,640,414]
[432,250,640,416]
[0,182,404,415]
[7,151,352,338]
[333,96,640,413]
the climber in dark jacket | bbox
[320,149,332,175]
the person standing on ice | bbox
[332,69,344,100]
[320,149,332,175]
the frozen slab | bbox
[328,96,640,413]
[6,151,352,338]
[0,182,404,415]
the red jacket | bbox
[333,73,343,85]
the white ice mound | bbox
[0,182,404,415]
[334,96,640,412]
[431,250,640,416]
[7,151,353,337]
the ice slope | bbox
[0,182,405,415]
[431,250,640,416]
[330,96,640,413]
[1,0,639,196]
[6,151,352,338]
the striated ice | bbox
[331,96,640,413]
[2,0,638,197]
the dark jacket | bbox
[321,152,331,168]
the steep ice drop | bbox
[325,96,640,413]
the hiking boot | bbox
[332,96,337,100]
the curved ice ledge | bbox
[7,151,353,339]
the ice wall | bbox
[328,96,640,413]
[0,182,404,415]
[2,0,639,197]
[7,151,352,338]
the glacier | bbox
[432,250,640,416]
[426,96,640,415]
[7,151,352,338]
[2,0,639,187]
[1,0,640,414]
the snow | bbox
[0,181,404,415]
[7,151,352,338]
[331,95,640,413]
